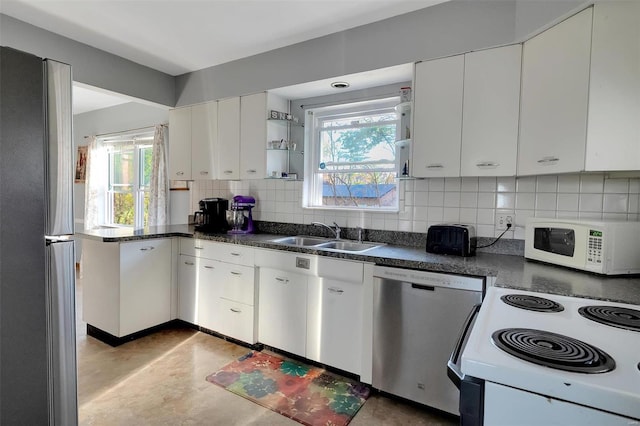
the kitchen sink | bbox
[270,235,331,246]
[315,241,382,252]
[270,235,383,253]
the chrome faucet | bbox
[312,221,341,240]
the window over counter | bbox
[102,131,153,228]
[304,97,400,211]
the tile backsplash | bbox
[189,173,640,240]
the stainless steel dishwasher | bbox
[372,265,484,416]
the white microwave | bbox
[524,218,640,275]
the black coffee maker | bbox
[194,198,229,232]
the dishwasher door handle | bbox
[447,303,481,389]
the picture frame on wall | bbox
[75,145,87,183]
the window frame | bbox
[304,96,401,212]
[100,131,153,228]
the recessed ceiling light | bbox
[330,81,350,89]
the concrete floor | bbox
[76,281,458,425]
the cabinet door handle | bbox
[139,246,155,251]
[184,261,195,266]
[230,271,242,276]
[230,308,241,313]
[230,252,241,257]
[476,162,499,168]
[328,287,344,294]
[200,171,208,175]
[223,170,233,175]
[204,265,215,269]
[426,164,444,169]
[176,171,184,176]
[537,156,559,165]
[194,246,204,250]
[246,169,257,174]
[275,277,289,283]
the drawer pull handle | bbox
[275,277,289,283]
[328,287,344,294]
[139,246,155,251]
[476,162,499,168]
[537,156,559,165]
[230,271,242,276]
[200,171,208,175]
[176,171,184,176]
[204,265,214,269]
[224,170,233,175]
[426,164,444,169]
[184,261,195,266]
[230,308,241,313]
[231,252,241,256]
[194,246,204,250]
[246,169,257,173]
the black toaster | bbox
[426,224,477,257]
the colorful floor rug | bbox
[206,351,370,426]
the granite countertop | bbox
[77,226,640,305]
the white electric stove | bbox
[460,286,640,425]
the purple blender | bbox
[226,195,256,234]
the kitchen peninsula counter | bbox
[78,226,640,305]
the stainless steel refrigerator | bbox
[1,46,78,425]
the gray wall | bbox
[2,1,587,109]
[0,14,175,107]
[175,0,587,106]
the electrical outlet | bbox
[496,214,513,231]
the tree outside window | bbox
[306,98,400,210]
[103,133,153,227]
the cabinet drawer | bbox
[206,242,254,266]
[218,299,255,344]
[219,264,255,306]
[179,237,198,256]
[182,238,254,265]
[317,257,364,283]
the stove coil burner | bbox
[578,305,640,332]
[492,328,615,374]
[501,294,564,312]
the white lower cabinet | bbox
[177,238,257,344]
[82,237,173,338]
[307,277,363,374]
[258,267,308,357]
[197,258,222,331]
[177,254,198,324]
[255,249,366,375]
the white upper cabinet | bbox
[169,102,217,180]
[412,54,464,178]
[461,44,522,177]
[168,107,192,180]
[240,92,267,180]
[191,101,217,179]
[518,8,593,176]
[586,2,640,171]
[217,97,241,180]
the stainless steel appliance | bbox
[372,266,484,415]
[450,287,640,425]
[194,197,229,232]
[1,47,77,425]
[525,218,640,275]
[226,195,255,234]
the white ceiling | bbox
[1,0,444,112]
[72,84,131,115]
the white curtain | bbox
[148,124,169,227]
[84,136,107,230]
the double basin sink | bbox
[270,235,383,253]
